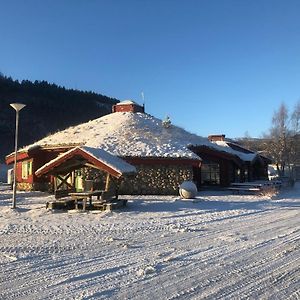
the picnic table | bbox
[228,181,281,194]
[228,183,262,194]
[69,190,104,211]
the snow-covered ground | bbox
[0,184,299,300]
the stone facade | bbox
[84,164,193,195]
[16,164,194,196]
[17,182,33,191]
[17,182,52,192]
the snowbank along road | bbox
[0,183,299,299]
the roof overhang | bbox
[35,146,136,178]
[189,145,244,167]
[258,154,272,164]
[5,144,79,165]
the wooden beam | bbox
[53,175,57,191]
[84,162,121,178]
[56,173,73,190]
[105,173,110,191]
[84,162,101,169]
[52,159,87,175]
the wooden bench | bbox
[228,182,264,194]
[46,199,75,210]
[228,181,281,195]
[46,188,76,209]
[228,187,262,194]
[92,199,127,211]
[100,190,118,201]
[55,188,76,199]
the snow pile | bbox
[136,265,157,277]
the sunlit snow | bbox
[0,184,299,299]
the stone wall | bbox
[84,164,193,195]
[17,182,33,191]
[16,164,194,195]
[121,164,193,195]
[17,182,52,192]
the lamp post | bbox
[10,103,26,209]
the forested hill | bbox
[0,75,119,161]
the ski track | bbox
[0,185,299,299]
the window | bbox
[245,168,249,182]
[201,162,220,185]
[233,168,241,182]
[22,161,32,179]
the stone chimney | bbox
[112,100,145,113]
[208,134,226,142]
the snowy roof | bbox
[212,141,257,162]
[83,146,136,174]
[27,112,207,160]
[116,100,138,105]
[24,111,260,163]
[35,146,136,178]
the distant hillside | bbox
[0,75,119,161]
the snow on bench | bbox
[228,181,281,194]
[46,189,76,209]
[228,187,262,194]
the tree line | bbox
[0,74,119,161]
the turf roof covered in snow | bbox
[25,111,257,162]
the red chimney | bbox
[208,134,226,142]
[112,100,145,113]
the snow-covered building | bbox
[207,134,270,183]
[5,101,270,194]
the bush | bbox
[260,186,279,197]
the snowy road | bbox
[0,184,299,299]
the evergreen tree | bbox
[0,75,119,161]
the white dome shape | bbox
[179,181,198,199]
[26,112,210,160]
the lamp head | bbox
[10,103,26,112]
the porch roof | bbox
[35,146,137,178]
[189,145,244,167]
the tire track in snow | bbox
[111,208,300,300]
[1,190,299,299]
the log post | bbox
[53,175,57,192]
[105,173,110,191]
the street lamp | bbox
[10,103,26,209]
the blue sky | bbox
[1,0,300,138]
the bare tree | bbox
[240,131,252,150]
[289,100,300,169]
[291,100,300,134]
[265,103,291,175]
